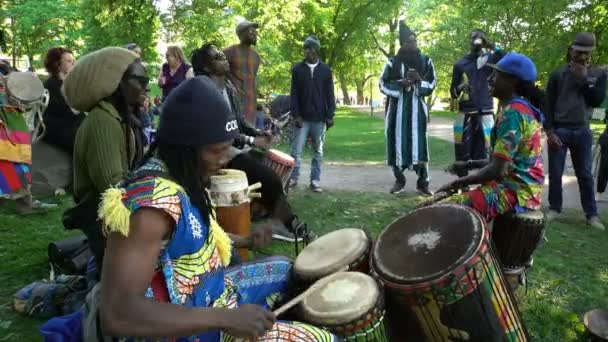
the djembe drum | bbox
[209,169,256,261]
[492,210,546,289]
[371,204,528,342]
[294,228,371,288]
[263,149,295,188]
[6,72,48,143]
[299,272,388,341]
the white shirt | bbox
[306,60,320,78]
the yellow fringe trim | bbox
[210,211,233,267]
[98,187,131,237]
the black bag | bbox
[48,235,92,275]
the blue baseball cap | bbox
[487,52,537,83]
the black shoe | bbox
[417,186,433,197]
[291,216,317,243]
[390,181,406,194]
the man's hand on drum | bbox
[247,225,273,249]
[437,179,464,195]
[231,225,273,250]
[220,304,276,338]
[446,161,467,175]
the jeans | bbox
[290,121,326,183]
[548,127,597,217]
[598,129,608,193]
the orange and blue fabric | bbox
[449,98,544,220]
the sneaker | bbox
[389,181,406,194]
[310,181,323,193]
[596,192,608,202]
[545,209,560,221]
[587,216,606,231]
[416,186,433,197]
[288,179,298,189]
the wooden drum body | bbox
[371,204,528,342]
[299,272,388,341]
[209,169,251,260]
[492,210,545,272]
[294,228,371,287]
[263,149,295,188]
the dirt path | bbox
[295,109,603,212]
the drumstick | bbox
[273,269,347,317]
[415,191,452,209]
[247,182,263,199]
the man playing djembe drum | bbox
[438,53,545,222]
[43,77,337,341]
[191,43,313,244]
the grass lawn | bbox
[1,191,607,341]
[275,108,454,169]
[1,107,605,341]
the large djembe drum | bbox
[262,148,295,189]
[492,210,546,289]
[371,204,528,341]
[209,169,254,261]
[294,228,371,288]
[299,272,388,341]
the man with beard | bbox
[225,21,260,124]
[450,30,505,176]
[545,32,607,230]
[379,21,435,195]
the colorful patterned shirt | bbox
[491,99,544,210]
[224,45,260,124]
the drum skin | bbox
[299,272,388,341]
[294,228,370,283]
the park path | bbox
[295,108,603,212]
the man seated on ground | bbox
[62,47,147,271]
[191,43,312,243]
[83,77,336,341]
[438,53,545,222]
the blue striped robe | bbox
[379,54,436,168]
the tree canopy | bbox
[1,0,606,102]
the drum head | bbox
[301,272,379,325]
[209,169,248,192]
[294,228,369,279]
[267,149,295,165]
[372,204,484,285]
[513,210,544,222]
[7,72,44,103]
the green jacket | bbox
[73,101,135,202]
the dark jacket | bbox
[450,50,504,113]
[290,60,336,122]
[545,66,607,131]
[219,78,262,148]
[42,76,85,153]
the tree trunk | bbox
[339,75,350,105]
[356,80,364,105]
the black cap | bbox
[571,32,596,52]
[157,77,238,147]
